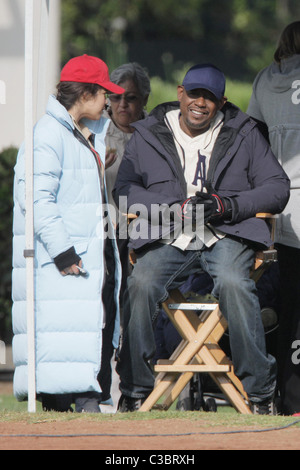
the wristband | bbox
[54,247,81,271]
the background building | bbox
[0,0,61,152]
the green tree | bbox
[0,147,17,343]
[61,0,300,80]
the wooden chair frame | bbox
[139,214,277,414]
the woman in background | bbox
[99,63,151,408]
[247,22,300,415]
[105,62,151,219]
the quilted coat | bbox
[114,101,290,251]
[12,95,121,401]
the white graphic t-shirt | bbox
[162,109,225,250]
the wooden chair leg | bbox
[197,345,251,414]
[139,307,222,412]
[139,289,251,414]
[158,346,251,414]
[166,290,249,402]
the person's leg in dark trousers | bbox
[98,238,116,402]
[117,238,277,403]
[277,244,300,415]
[201,237,277,402]
[117,243,201,398]
[116,232,130,312]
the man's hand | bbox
[181,184,233,224]
[194,190,232,223]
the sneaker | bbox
[75,395,101,413]
[250,397,277,415]
[118,394,146,412]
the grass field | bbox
[1,391,300,430]
[1,388,300,450]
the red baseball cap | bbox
[60,54,125,94]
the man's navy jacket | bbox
[114,101,290,250]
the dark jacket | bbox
[114,101,290,250]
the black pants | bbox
[277,244,300,415]
[97,238,117,402]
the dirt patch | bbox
[0,418,299,450]
[1,380,300,450]
[0,382,13,395]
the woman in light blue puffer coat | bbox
[12,55,124,412]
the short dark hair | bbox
[56,81,102,110]
[274,21,300,63]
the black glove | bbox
[195,183,233,223]
[54,246,81,272]
[181,185,232,224]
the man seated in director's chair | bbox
[113,63,290,415]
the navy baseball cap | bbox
[182,64,226,100]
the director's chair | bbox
[138,214,277,414]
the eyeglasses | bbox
[109,93,141,103]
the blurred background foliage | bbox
[1,0,300,342]
[0,147,17,343]
[61,0,300,81]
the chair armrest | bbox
[256,213,276,219]
[255,213,276,254]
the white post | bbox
[36,0,49,119]
[24,0,36,413]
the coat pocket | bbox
[144,173,177,198]
[73,240,89,256]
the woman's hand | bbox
[105,148,117,169]
[61,259,83,276]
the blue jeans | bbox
[117,237,277,403]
